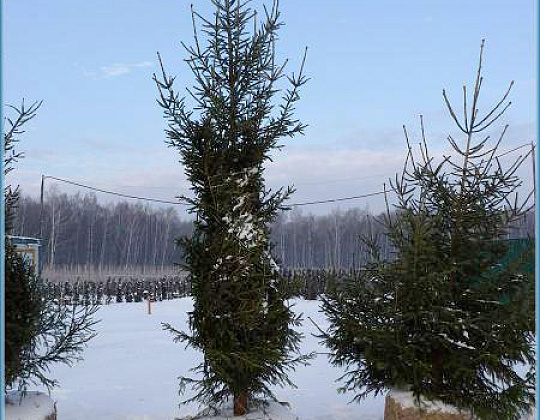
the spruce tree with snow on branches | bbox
[154,0,312,415]
[321,41,535,420]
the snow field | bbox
[29,298,534,420]
[36,298,384,420]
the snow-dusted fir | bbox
[321,41,535,420]
[155,0,312,415]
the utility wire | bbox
[45,174,389,207]
[42,141,535,208]
[45,174,391,207]
[496,143,533,158]
[290,190,387,207]
[44,176,186,206]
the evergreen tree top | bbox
[155,0,307,154]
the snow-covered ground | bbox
[28,298,533,420]
[6,391,56,420]
[36,298,385,420]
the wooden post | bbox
[38,175,46,277]
[39,175,45,239]
[531,142,536,203]
[147,296,152,315]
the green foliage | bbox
[155,0,312,413]
[321,41,535,420]
[286,273,308,298]
[5,242,42,388]
[5,242,99,392]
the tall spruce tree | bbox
[321,41,535,420]
[155,0,311,415]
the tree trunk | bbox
[233,392,248,416]
[152,214,159,269]
[99,213,109,272]
[49,202,57,268]
[161,218,171,270]
[431,347,443,388]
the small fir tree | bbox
[321,41,535,420]
[155,0,312,415]
[4,101,99,393]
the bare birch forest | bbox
[13,191,534,279]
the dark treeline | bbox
[272,208,391,268]
[273,207,535,268]
[13,191,534,271]
[14,191,191,270]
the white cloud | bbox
[100,61,153,78]
[83,61,154,79]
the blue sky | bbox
[4,0,538,215]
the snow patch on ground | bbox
[177,401,298,420]
[388,389,536,420]
[387,389,462,415]
[6,391,56,420]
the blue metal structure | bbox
[6,235,43,277]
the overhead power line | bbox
[43,175,389,207]
[44,176,186,206]
[290,190,387,207]
[42,140,535,208]
[496,143,533,158]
